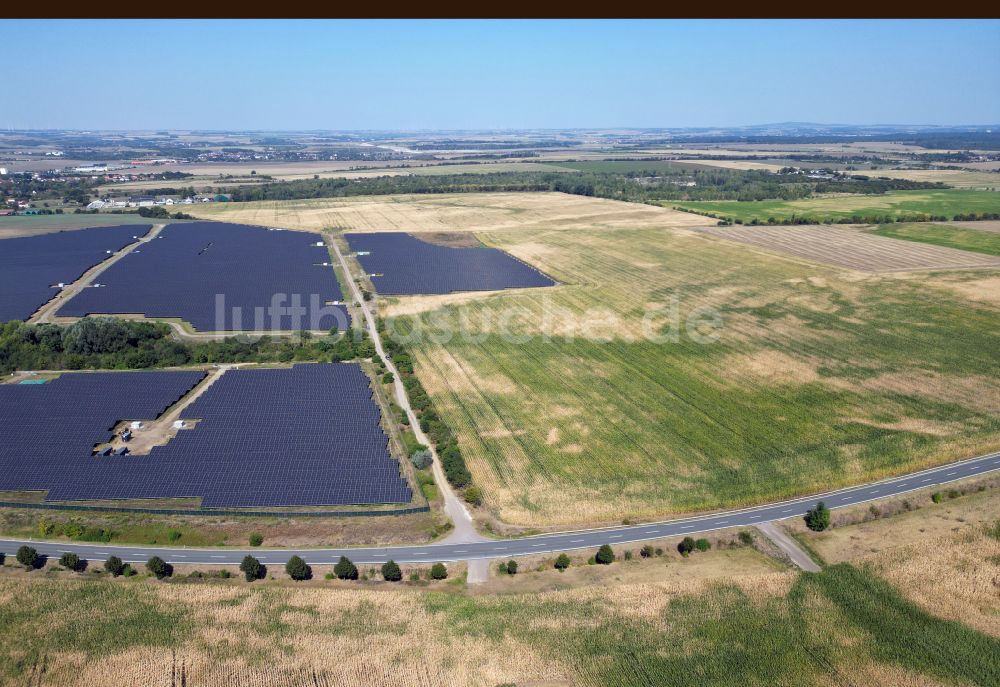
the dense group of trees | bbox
[0,318,376,376]
[689,209,1000,226]
[222,167,946,207]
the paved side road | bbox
[2,452,996,567]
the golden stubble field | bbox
[175,191,714,233]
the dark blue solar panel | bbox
[0,370,205,492]
[6,364,410,508]
[58,222,350,332]
[0,225,147,323]
[344,232,556,295]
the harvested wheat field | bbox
[847,168,1000,189]
[176,191,713,233]
[2,546,998,687]
[695,224,1000,272]
[389,215,1000,526]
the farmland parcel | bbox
[0,517,997,687]
[672,189,1000,223]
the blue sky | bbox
[2,19,998,130]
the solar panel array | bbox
[344,232,556,295]
[0,365,411,508]
[59,222,350,332]
[0,225,146,323]
[0,370,205,492]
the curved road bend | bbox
[3,451,996,566]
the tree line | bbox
[221,168,946,206]
[0,317,375,376]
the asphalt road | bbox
[2,451,996,567]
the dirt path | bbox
[756,521,821,572]
[330,234,485,545]
[30,223,165,324]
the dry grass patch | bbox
[928,273,1000,308]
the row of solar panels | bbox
[345,231,555,295]
[0,225,148,322]
[0,364,411,507]
[57,222,351,332]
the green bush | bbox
[122,564,136,577]
[37,518,56,537]
[738,531,754,546]
[248,532,264,547]
[334,556,359,580]
[497,561,508,575]
[62,522,84,539]
[623,550,634,561]
[678,536,696,556]
[805,501,832,531]
[639,544,654,558]
[146,556,173,579]
[464,485,483,506]
[410,449,433,470]
[595,544,615,565]
[554,553,571,570]
[506,560,518,575]
[430,562,448,580]
[240,555,264,582]
[381,560,402,582]
[104,555,125,577]
[167,529,182,543]
[16,545,40,569]
[286,555,312,581]
[695,538,711,552]
[59,552,86,572]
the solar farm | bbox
[345,231,556,295]
[0,364,411,508]
[58,221,350,331]
[0,224,146,323]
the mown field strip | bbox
[695,224,1000,272]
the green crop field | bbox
[869,222,1000,256]
[671,189,1000,223]
[386,212,1000,526]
